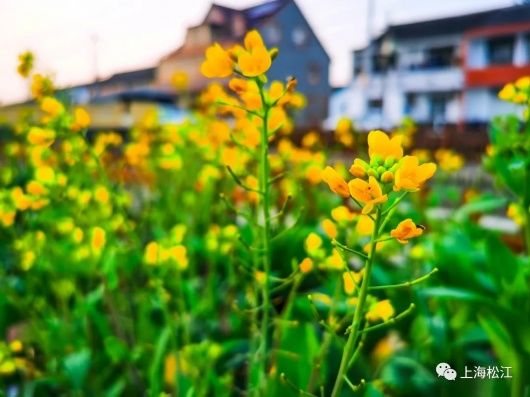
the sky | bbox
[0,0,515,104]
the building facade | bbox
[158,0,330,127]
[328,4,530,131]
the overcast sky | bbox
[0,0,514,104]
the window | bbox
[425,46,456,68]
[308,63,321,85]
[367,99,383,113]
[404,93,417,115]
[372,54,395,73]
[525,33,530,63]
[353,62,363,76]
[292,26,308,47]
[487,36,514,65]
[262,22,281,44]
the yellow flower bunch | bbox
[335,117,355,148]
[201,30,274,78]
[30,74,54,99]
[499,76,530,104]
[17,51,34,78]
[435,148,464,173]
[144,241,188,270]
[323,130,436,215]
[70,107,91,131]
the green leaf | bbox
[63,349,91,390]
[419,287,504,311]
[104,336,129,363]
[485,235,518,285]
[477,314,514,367]
[453,196,507,223]
[148,326,171,395]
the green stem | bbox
[368,268,438,291]
[330,208,382,397]
[256,78,272,395]
[332,239,369,260]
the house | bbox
[157,0,331,127]
[328,3,530,131]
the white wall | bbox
[464,89,520,122]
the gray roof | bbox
[364,3,530,47]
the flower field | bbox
[1,31,530,397]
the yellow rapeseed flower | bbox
[299,257,313,273]
[356,215,374,236]
[27,127,55,147]
[322,166,350,198]
[26,180,47,196]
[321,219,338,239]
[390,219,424,244]
[435,149,464,173]
[331,206,356,222]
[94,186,110,204]
[348,176,388,215]
[237,30,272,77]
[368,130,403,161]
[40,97,64,117]
[323,248,343,270]
[366,299,395,322]
[21,251,36,271]
[393,156,436,192]
[35,166,55,184]
[342,270,363,295]
[11,187,31,211]
[305,232,323,254]
[171,71,189,91]
[0,210,15,227]
[71,107,91,131]
[144,241,160,265]
[201,43,233,78]
[349,159,368,178]
[498,83,516,101]
[17,51,34,78]
[31,74,54,99]
[91,227,106,252]
[168,245,188,270]
[515,76,530,90]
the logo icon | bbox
[436,363,457,380]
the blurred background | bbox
[2,0,530,143]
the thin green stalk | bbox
[368,268,438,291]
[330,208,382,397]
[256,78,273,395]
[174,268,190,345]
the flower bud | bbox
[370,155,383,167]
[349,165,365,178]
[286,76,297,92]
[367,168,379,178]
[390,163,400,173]
[377,166,386,175]
[381,171,394,183]
[384,157,396,168]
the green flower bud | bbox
[381,171,394,183]
[370,155,383,167]
[384,157,396,168]
[367,168,379,178]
